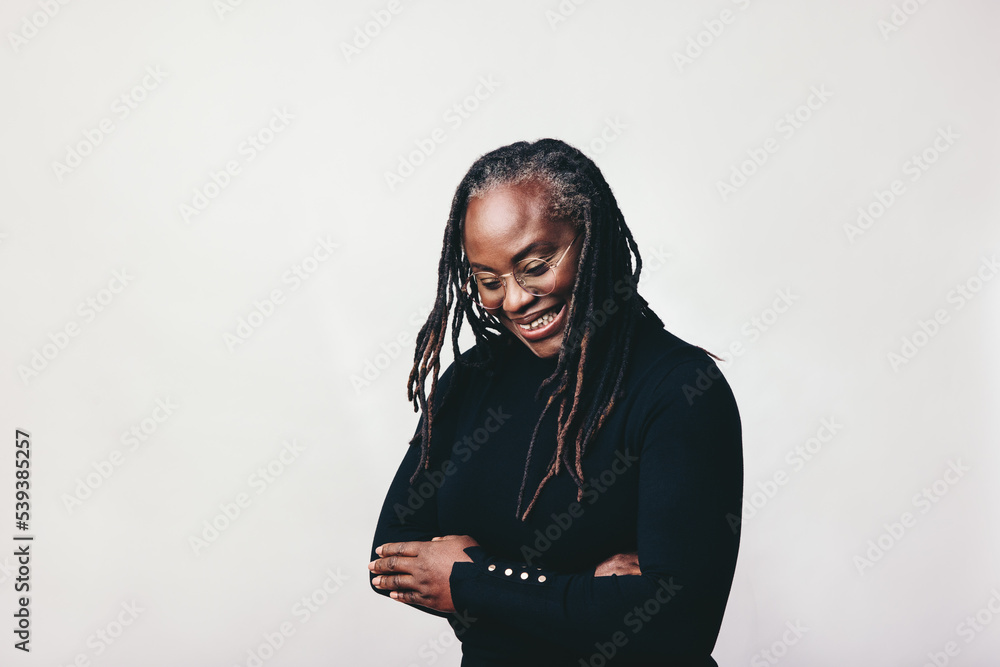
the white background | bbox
[2,1,999,665]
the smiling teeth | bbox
[520,309,558,330]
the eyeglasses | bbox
[462,234,580,310]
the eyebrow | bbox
[468,240,558,272]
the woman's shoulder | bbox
[626,312,717,383]
[616,311,740,418]
[620,314,740,445]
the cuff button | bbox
[520,572,529,580]
[487,564,496,571]
[504,568,513,576]
[538,575,547,582]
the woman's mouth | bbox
[514,303,567,341]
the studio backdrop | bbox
[2,0,998,665]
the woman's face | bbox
[462,181,581,359]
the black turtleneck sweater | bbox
[370,313,743,666]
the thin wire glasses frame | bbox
[462,233,581,310]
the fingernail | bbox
[389,591,398,599]
[368,560,376,569]
[372,576,382,586]
[376,546,383,555]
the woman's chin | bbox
[505,324,566,358]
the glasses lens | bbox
[472,273,505,309]
[516,259,555,296]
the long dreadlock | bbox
[406,138,718,522]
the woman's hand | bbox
[594,551,642,577]
[369,535,479,613]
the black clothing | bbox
[370,313,743,666]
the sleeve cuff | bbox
[449,545,565,618]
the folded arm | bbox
[445,356,744,661]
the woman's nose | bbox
[502,276,536,314]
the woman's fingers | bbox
[375,541,422,557]
[594,551,642,577]
[371,572,416,590]
[616,551,641,575]
[369,554,409,574]
[371,540,427,575]
[372,572,437,607]
[369,536,476,614]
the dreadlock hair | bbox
[406,138,721,522]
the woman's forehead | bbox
[462,183,572,255]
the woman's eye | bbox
[520,259,551,277]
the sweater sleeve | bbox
[369,363,460,620]
[447,354,744,661]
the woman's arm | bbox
[443,354,743,661]
[370,426,461,619]
[368,365,460,619]
[371,537,643,613]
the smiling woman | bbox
[368,138,743,666]
[462,181,582,358]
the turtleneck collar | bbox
[496,330,560,376]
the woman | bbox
[368,138,743,666]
